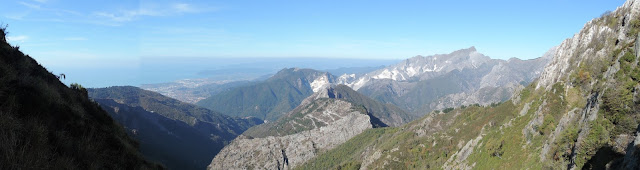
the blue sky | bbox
[1,0,626,72]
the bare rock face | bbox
[537,0,640,90]
[533,0,640,168]
[208,97,374,169]
[429,83,517,111]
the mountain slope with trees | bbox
[197,68,335,121]
[88,86,262,170]
[0,27,160,169]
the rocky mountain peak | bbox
[468,46,477,51]
[269,67,336,92]
[626,0,640,15]
[450,46,477,55]
[405,46,479,63]
[299,85,363,109]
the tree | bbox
[1,23,7,42]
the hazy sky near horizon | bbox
[1,0,626,69]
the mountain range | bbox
[194,46,551,126]
[141,65,385,105]
[341,46,553,115]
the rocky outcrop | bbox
[443,127,485,170]
[208,91,375,169]
[429,83,517,111]
[533,1,640,168]
[619,130,640,169]
[537,0,640,90]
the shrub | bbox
[621,50,636,63]
[0,24,6,42]
[554,125,579,161]
[575,117,612,168]
[539,114,556,135]
[336,161,361,170]
[631,67,640,81]
[70,83,88,97]
[628,19,640,36]
[486,138,505,157]
[442,108,454,113]
[602,87,632,119]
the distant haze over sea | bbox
[57,57,399,88]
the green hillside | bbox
[197,68,329,121]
